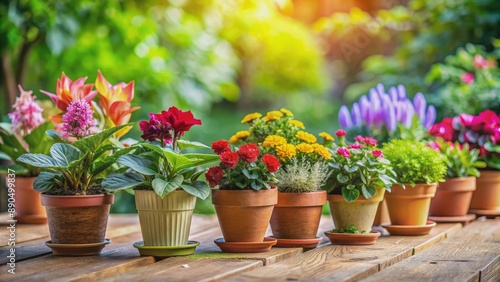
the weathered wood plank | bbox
[360,219,500,282]
[225,223,461,281]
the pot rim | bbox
[212,186,277,206]
[41,194,114,207]
[275,190,327,207]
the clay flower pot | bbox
[469,170,500,211]
[385,183,437,225]
[212,187,278,242]
[11,177,47,224]
[41,194,114,244]
[270,191,327,239]
[135,190,196,246]
[429,177,476,216]
[372,199,391,226]
[328,188,385,232]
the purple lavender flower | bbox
[8,85,45,136]
[62,100,96,139]
[338,105,353,129]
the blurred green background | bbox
[1,0,500,213]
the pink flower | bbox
[372,150,383,158]
[473,55,489,69]
[335,129,346,137]
[461,72,474,84]
[348,143,362,149]
[429,118,455,141]
[336,148,350,158]
[139,112,173,146]
[354,135,365,143]
[62,100,96,139]
[8,85,45,136]
[427,141,441,151]
[363,137,378,146]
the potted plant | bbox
[381,139,447,235]
[206,140,280,253]
[428,139,485,221]
[103,107,219,257]
[324,132,397,244]
[16,71,138,256]
[0,85,54,224]
[230,109,331,248]
[430,110,500,217]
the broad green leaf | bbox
[17,154,59,168]
[50,143,81,167]
[361,185,376,199]
[177,139,210,151]
[164,151,219,173]
[344,165,358,173]
[337,173,349,184]
[242,167,258,179]
[251,180,262,190]
[181,181,210,200]
[34,172,61,192]
[118,155,157,175]
[24,122,54,153]
[152,175,183,199]
[342,187,360,202]
[102,173,146,191]
[46,130,65,143]
[72,124,130,152]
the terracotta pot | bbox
[469,171,500,211]
[429,177,476,216]
[385,183,437,226]
[135,190,196,246]
[270,191,327,239]
[372,199,391,226]
[41,194,114,244]
[328,188,385,232]
[212,187,277,242]
[9,177,47,223]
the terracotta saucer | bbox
[265,236,322,248]
[133,241,199,257]
[428,214,476,224]
[383,221,436,236]
[45,239,111,256]
[324,231,381,245]
[15,215,47,224]
[469,208,500,219]
[214,237,277,253]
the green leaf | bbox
[118,155,157,175]
[72,124,131,152]
[152,175,184,199]
[50,143,81,167]
[242,167,258,179]
[337,173,349,184]
[484,142,500,153]
[181,181,210,200]
[344,165,359,173]
[46,130,65,143]
[342,187,359,202]
[34,172,60,192]
[251,180,262,190]
[177,139,210,151]
[164,151,219,173]
[102,173,146,191]
[361,185,376,199]
[24,122,54,153]
[17,154,59,168]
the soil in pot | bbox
[385,183,437,226]
[429,177,476,217]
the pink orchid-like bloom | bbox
[8,85,45,136]
[473,55,489,69]
[461,72,474,84]
[95,70,139,138]
[336,148,350,158]
[40,72,97,123]
[62,100,96,139]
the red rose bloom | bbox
[262,154,280,173]
[212,140,230,155]
[162,106,201,136]
[372,150,384,158]
[237,143,260,163]
[336,148,350,158]
[335,129,346,137]
[220,151,239,168]
[205,166,224,187]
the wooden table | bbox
[0,213,498,281]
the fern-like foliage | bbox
[276,158,330,193]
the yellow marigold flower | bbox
[229,135,239,144]
[264,110,283,121]
[229,130,250,144]
[280,108,294,117]
[263,135,287,148]
[241,112,262,123]
[276,144,296,160]
[296,131,317,143]
[296,143,314,153]
[319,132,334,141]
[312,143,332,160]
[289,120,305,129]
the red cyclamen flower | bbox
[205,166,224,188]
[212,140,231,155]
[237,143,260,163]
[262,154,280,173]
[335,129,346,137]
[220,151,239,168]
[337,148,350,158]
[372,150,384,158]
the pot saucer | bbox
[15,215,47,224]
[214,237,277,253]
[265,236,322,248]
[133,241,199,257]
[45,239,111,256]
[324,231,381,245]
[428,214,476,224]
[469,208,500,219]
[383,220,436,236]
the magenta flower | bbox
[62,100,96,139]
[461,72,474,84]
[336,148,350,158]
[348,143,362,149]
[372,150,384,158]
[354,135,365,143]
[364,137,378,146]
[473,55,489,69]
[139,112,173,146]
[335,129,346,137]
[8,85,45,136]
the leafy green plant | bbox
[331,224,367,234]
[430,139,486,178]
[382,139,447,186]
[325,131,397,202]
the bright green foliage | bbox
[331,224,367,234]
[382,139,447,185]
[435,140,485,178]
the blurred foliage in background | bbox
[1,0,500,213]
